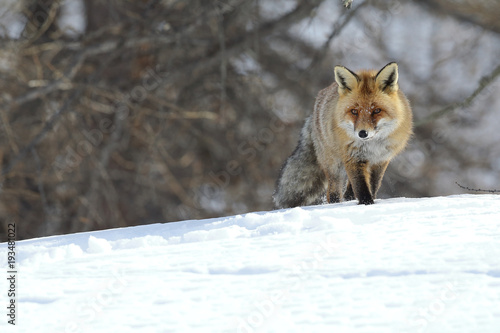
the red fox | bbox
[273,62,413,208]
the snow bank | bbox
[1,195,499,332]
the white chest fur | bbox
[351,138,394,164]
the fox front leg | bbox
[344,182,355,201]
[344,160,374,205]
[325,170,342,204]
[369,161,390,199]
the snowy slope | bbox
[1,194,500,333]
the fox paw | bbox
[358,197,374,205]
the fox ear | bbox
[375,62,398,93]
[334,66,359,94]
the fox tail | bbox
[273,118,326,209]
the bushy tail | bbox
[273,118,326,209]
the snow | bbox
[0,0,25,39]
[57,0,86,37]
[1,194,500,332]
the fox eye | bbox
[350,109,358,115]
[373,108,382,114]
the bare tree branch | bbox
[455,182,500,194]
[415,63,500,127]
[416,0,500,34]
[309,1,367,69]
[7,40,118,108]
[1,89,82,177]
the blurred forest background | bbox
[1,0,499,240]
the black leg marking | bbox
[345,161,374,205]
[329,192,340,203]
[344,182,355,201]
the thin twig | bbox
[31,147,50,219]
[415,63,500,127]
[217,4,227,115]
[23,0,61,45]
[0,107,19,154]
[137,105,218,120]
[455,182,500,194]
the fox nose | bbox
[358,130,368,138]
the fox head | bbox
[333,62,403,141]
